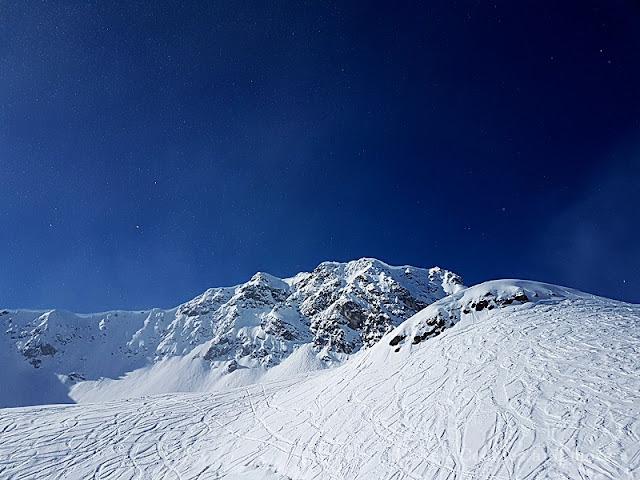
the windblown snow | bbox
[1,267,639,479]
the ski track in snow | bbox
[1,297,639,479]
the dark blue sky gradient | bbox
[1,1,639,311]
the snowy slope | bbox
[1,280,638,479]
[0,258,463,407]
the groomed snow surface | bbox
[1,280,639,479]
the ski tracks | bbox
[0,296,639,479]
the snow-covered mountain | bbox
[0,258,463,407]
[2,279,638,479]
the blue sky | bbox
[1,0,639,311]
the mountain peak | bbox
[1,258,465,405]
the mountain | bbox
[2,279,638,479]
[0,258,464,407]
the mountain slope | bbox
[0,258,463,407]
[1,280,638,479]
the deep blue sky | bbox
[1,1,639,312]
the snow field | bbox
[1,281,638,479]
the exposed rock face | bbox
[1,258,464,378]
[387,281,541,353]
[292,259,464,353]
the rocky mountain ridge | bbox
[1,258,464,397]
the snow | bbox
[0,346,73,408]
[1,279,638,479]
